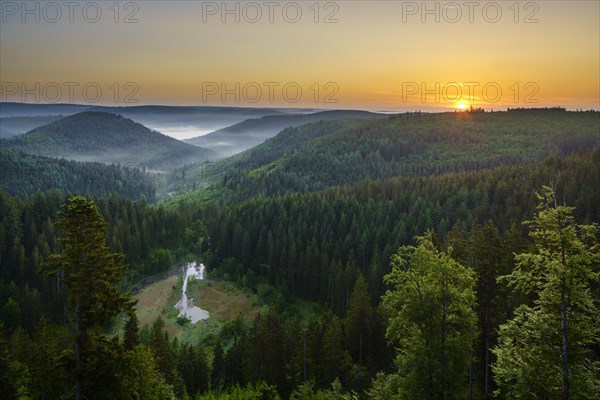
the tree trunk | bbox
[556,193,570,400]
[469,349,474,400]
[510,289,515,319]
[303,331,307,382]
[359,332,363,365]
[441,272,448,400]
[75,304,82,400]
[484,327,490,397]
[561,291,570,400]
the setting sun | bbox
[457,102,469,110]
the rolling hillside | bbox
[170,109,600,202]
[184,110,384,156]
[0,111,215,171]
[0,147,156,200]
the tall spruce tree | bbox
[42,196,132,400]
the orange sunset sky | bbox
[1,0,599,111]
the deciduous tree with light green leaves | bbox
[382,232,477,400]
[493,186,600,399]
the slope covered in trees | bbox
[493,188,600,398]
[185,110,384,157]
[4,175,597,399]
[0,189,201,328]
[205,149,599,305]
[0,112,215,171]
[1,109,599,399]
[0,148,156,200]
[171,110,599,202]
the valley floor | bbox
[135,271,260,340]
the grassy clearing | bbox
[134,273,260,342]
[135,274,182,338]
[188,280,260,321]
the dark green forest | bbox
[1,110,599,399]
[169,109,599,201]
[0,148,156,200]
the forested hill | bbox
[0,111,215,171]
[185,110,384,157]
[0,148,156,200]
[174,109,600,202]
[206,147,600,308]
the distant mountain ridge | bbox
[185,110,385,156]
[0,102,315,140]
[0,111,214,171]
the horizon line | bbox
[1,101,599,114]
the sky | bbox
[1,0,599,111]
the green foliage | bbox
[493,187,600,398]
[39,196,133,399]
[124,346,176,400]
[42,196,132,330]
[443,221,528,397]
[345,276,372,367]
[0,147,156,200]
[124,310,141,351]
[242,310,287,393]
[150,317,177,386]
[382,232,477,399]
[211,340,226,391]
[183,110,599,203]
[0,189,197,331]
[194,382,280,400]
[290,379,359,400]
[207,149,600,310]
[366,372,402,400]
[2,110,600,399]
[179,342,210,397]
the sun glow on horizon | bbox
[0,2,598,109]
[456,101,470,111]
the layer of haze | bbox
[1,1,598,111]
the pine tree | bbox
[149,317,176,386]
[211,339,225,391]
[243,310,286,392]
[31,317,62,400]
[321,315,347,387]
[41,196,132,400]
[345,275,372,367]
[124,346,175,400]
[124,310,140,351]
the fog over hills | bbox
[0,115,63,138]
[185,109,385,157]
[0,102,318,140]
[0,111,215,171]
